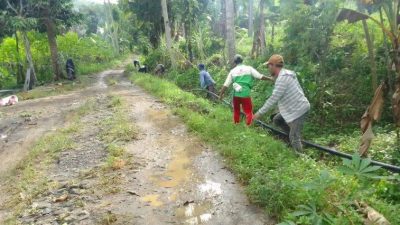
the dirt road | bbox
[0,68,273,224]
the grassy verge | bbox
[3,99,96,224]
[16,55,129,100]
[95,95,137,194]
[99,95,137,170]
[130,72,400,224]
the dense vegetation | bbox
[0,32,121,88]
[0,0,127,90]
[1,0,400,224]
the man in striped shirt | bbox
[219,54,273,125]
[253,55,310,152]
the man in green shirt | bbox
[219,54,272,125]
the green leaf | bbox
[320,170,331,180]
[312,216,323,225]
[342,158,352,167]
[359,158,372,171]
[360,165,381,173]
[352,153,361,169]
[277,221,296,225]
[323,213,336,224]
[291,210,311,217]
[338,166,355,175]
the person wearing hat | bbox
[253,54,310,152]
[219,54,273,125]
[198,63,217,100]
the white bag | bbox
[233,83,242,92]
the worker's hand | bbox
[266,76,274,81]
[261,75,274,82]
[253,112,261,120]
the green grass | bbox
[93,95,137,195]
[99,96,137,171]
[130,72,400,224]
[99,211,118,225]
[77,55,128,75]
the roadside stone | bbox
[36,202,52,210]
[43,207,52,215]
[20,217,35,224]
[77,210,90,221]
[68,188,80,195]
[53,194,68,203]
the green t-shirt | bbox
[223,64,263,97]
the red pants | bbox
[233,96,253,125]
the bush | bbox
[0,67,16,89]
[143,46,169,70]
[207,53,223,66]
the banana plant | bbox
[337,0,400,128]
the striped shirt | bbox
[257,69,310,123]
[223,64,263,97]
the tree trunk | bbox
[211,0,220,36]
[105,0,119,54]
[271,23,275,52]
[24,68,31,91]
[392,37,400,127]
[221,0,226,38]
[259,1,266,56]
[248,0,254,37]
[387,1,400,128]
[15,31,24,84]
[21,31,36,91]
[113,26,120,53]
[184,22,193,62]
[225,0,236,66]
[251,0,266,57]
[184,1,193,62]
[379,8,393,92]
[43,6,62,81]
[197,26,206,60]
[161,0,176,68]
[362,19,378,91]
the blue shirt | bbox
[199,70,215,89]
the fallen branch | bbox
[354,201,391,225]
